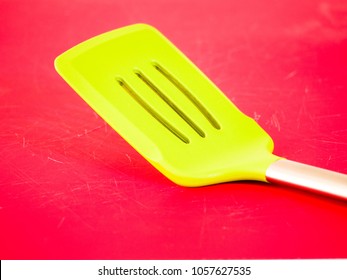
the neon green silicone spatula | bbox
[55,24,347,200]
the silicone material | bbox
[55,24,280,186]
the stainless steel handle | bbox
[266,159,347,200]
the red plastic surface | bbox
[1,0,347,259]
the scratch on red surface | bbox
[47,156,64,164]
[76,125,104,137]
[57,216,66,229]
[270,113,281,132]
[284,70,298,80]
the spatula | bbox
[55,24,347,200]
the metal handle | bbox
[266,159,347,200]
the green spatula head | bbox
[55,24,280,187]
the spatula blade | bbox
[55,24,279,186]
